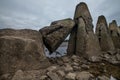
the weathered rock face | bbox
[109,20,120,49]
[74,2,93,31]
[0,29,50,75]
[96,15,115,51]
[76,18,86,56]
[40,18,75,53]
[68,2,101,61]
[67,26,77,55]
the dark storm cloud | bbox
[0,0,120,30]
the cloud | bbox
[0,0,120,30]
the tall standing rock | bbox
[40,18,75,53]
[76,2,101,61]
[76,18,87,56]
[0,29,50,75]
[67,25,77,55]
[109,20,120,49]
[67,2,93,55]
[96,15,115,51]
[68,2,101,61]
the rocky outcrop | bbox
[40,18,75,53]
[9,55,119,80]
[96,15,115,51]
[109,20,120,49]
[0,29,50,75]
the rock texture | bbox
[96,15,115,51]
[109,20,120,49]
[40,18,75,53]
[0,29,50,75]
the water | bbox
[45,42,68,58]
[45,46,67,58]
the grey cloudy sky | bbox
[0,0,120,30]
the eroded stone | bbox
[96,15,115,51]
[40,18,75,53]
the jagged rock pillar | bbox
[76,18,86,56]
[40,18,75,53]
[68,2,101,61]
[109,20,120,49]
[96,15,115,51]
[67,26,77,55]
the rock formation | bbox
[0,29,50,75]
[68,2,101,61]
[96,15,115,51]
[40,18,75,53]
[0,2,120,80]
[109,20,120,49]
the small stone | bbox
[73,66,81,71]
[62,56,70,63]
[98,75,110,80]
[81,64,90,70]
[65,72,76,80]
[12,70,24,80]
[64,64,73,72]
[56,60,64,66]
[71,55,78,60]
[72,62,79,66]
[46,72,61,80]
[47,66,57,72]
[40,75,48,80]
[76,71,94,80]
[104,54,110,59]
[101,63,105,66]
[56,70,65,77]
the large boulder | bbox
[40,18,75,53]
[109,20,120,49]
[0,29,50,75]
[96,15,115,51]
